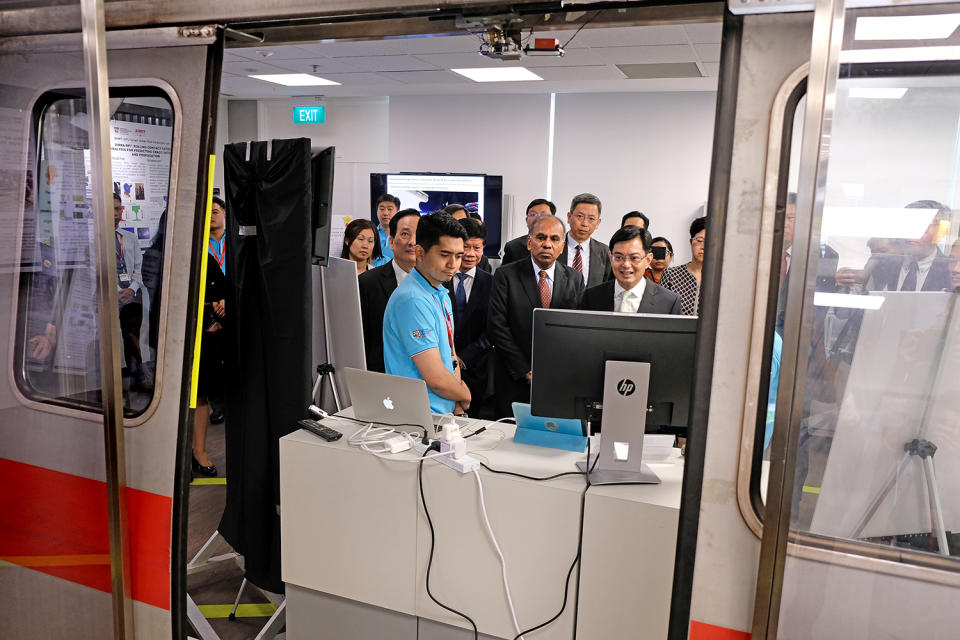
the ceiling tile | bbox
[694,43,722,63]
[378,70,472,84]
[413,51,525,68]
[334,54,440,72]
[521,47,607,67]
[683,23,723,44]
[227,44,318,61]
[266,58,365,74]
[532,65,626,81]
[590,45,698,65]
[569,25,690,47]
[319,72,403,85]
[221,60,291,76]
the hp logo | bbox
[616,379,636,397]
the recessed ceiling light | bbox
[451,67,543,82]
[249,73,341,86]
[848,87,908,99]
[854,14,960,41]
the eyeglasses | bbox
[692,237,705,246]
[571,213,599,224]
[611,253,647,265]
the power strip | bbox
[414,442,480,474]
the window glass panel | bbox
[17,92,174,416]
[766,74,960,563]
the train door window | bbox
[16,90,174,417]
[761,72,960,566]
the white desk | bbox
[280,413,684,640]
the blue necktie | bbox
[454,273,467,318]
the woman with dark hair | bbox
[192,196,228,477]
[644,236,674,283]
[661,217,706,316]
[340,218,381,274]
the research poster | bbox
[31,115,173,376]
[110,119,173,247]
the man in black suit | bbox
[558,193,612,288]
[580,226,682,314]
[501,198,556,265]
[358,208,420,372]
[444,217,494,416]
[876,200,953,292]
[488,214,585,418]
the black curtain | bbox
[220,138,312,593]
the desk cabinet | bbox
[280,419,683,639]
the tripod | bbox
[850,438,949,556]
[311,362,341,413]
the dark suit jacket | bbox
[444,268,493,397]
[487,259,585,417]
[869,250,953,292]
[477,255,492,273]
[579,279,682,315]
[558,236,612,288]
[501,235,529,265]
[358,260,399,373]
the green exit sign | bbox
[292,106,326,124]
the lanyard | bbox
[432,292,454,353]
[208,237,225,272]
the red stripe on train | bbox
[690,620,752,640]
[0,457,171,610]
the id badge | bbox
[119,273,131,288]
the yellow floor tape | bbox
[191,477,227,486]
[802,485,821,495]
[198,603,277,619]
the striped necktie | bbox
[538,270,551,308]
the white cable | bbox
[473,468,523,639]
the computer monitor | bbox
[529,309,697,436]
[310,146,336,266]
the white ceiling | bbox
[220,23,722,98]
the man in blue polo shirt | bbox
[372,193,400,267]
[383,214,471,414]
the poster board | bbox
[811,291,960,540]
[321,257,367,408]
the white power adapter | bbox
[384,435,412,454]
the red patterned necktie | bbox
[573,244,583,273]
[538,270,551,308]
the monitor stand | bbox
[575,361,661,485]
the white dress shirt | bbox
[613,278,647,313]
[531,258,556,297]
[896,248,937,291]
[566,235,591,285]
[454,266,477,302]
[392,259,410,285]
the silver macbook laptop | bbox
[344,368,433,432]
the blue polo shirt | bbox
[383,268,456,414]
[372,226,393,267]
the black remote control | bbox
[298,419,342,442]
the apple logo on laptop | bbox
[383,396,395,410]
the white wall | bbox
[257,96,391,228]
[227,90,719,262]
[552,92,716,263]
[387,94,554,244]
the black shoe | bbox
[192,456,218,477]
[209,410,225,424]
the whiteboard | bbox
[811,291,960,540]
